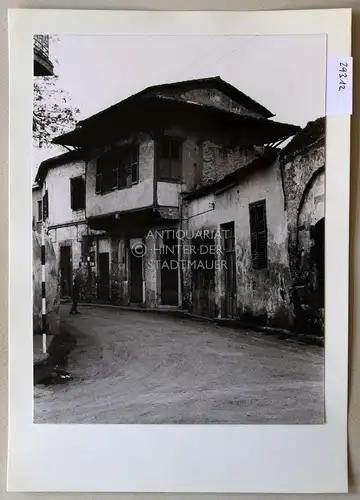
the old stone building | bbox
[34,150,105,301]
[47,76,298,310]
[35,77,325,336]
[181,149,294,328]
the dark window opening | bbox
[157,136,182,181]
[96,145,139,194]
[70,176,85,211]
[37,199,43,221]
[249,200,267,269]
[43,190,49,220]
[313,217,325,308]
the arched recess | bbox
[296,168,325,313]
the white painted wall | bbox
[43,160,86,227]
[157,181,182,207]
[86,136,155,218]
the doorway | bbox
[313,217,325,308]
[222,222,237,318]
[161,231,179,306]
[60,245,72,298]
[98,252,110,301]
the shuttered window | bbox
[37,199,43,221]
[249,200,267,269]
[222,222,236,292]
[42,190,49,220]
[95,145,139,194]
[70,176,85,211]
[157,136,182,181]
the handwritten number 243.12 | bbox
[339,61,348,91]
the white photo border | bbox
[8,8,351,493]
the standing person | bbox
[69,272,80,315]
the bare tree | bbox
[33,37,80,149]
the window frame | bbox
[95,144,139,195]
[249,199,268,270]
[221,221,237,293]
[42,190,49,220]
[157,136,182,182]
[70,176,86,211]
[37,199,43,222]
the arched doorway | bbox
[312,217,324,308]
[295,169,325,334]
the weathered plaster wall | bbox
[201,142,263,186]
[281,144,325,271]
[184,158,293,328]
[153,88,265,118]
[44,160,86,227]
[281,143,325,334]
[157,181,182,207]
[157,126,265,196]
[181,136,203,190]
[32,185,42,231]
[296,170,325,333]
[86,135,155,218]
[49,223,87,269]
[77,227,165,308]
[47,223,104,301]
[143,230,162,307]
[298,171,325,253]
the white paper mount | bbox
[326,57,353,115]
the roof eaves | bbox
[34,149,84,184]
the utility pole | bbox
[41,221,47,354]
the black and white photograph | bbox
[32,33,326,425]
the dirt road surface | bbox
[34,305,324,424]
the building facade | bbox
[33,34,54,77]
[182,150,293,328]
[35,77,325,335]
[34,151,105,301]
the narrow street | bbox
[34,305,324,424]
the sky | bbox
[33,34,326,178]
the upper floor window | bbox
[43,190,49,220]
[95,145,139,195]
[249,200,267,270]
[37,199,43,221]
[157,136,182,182]
[70,176,85,211]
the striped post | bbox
[41,223,47,354]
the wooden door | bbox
[161,232,179,306]
[98,252,110,301]
[129,239,143,304]
[60,246,72,298]
[222,222,237,318]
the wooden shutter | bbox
[170,138,181,180]
[95,158,102,194]
[249,200,267,269]
[43,190,49,220]
[131,145,139,184]
[125,150,132,187]
[70,178,75,209]
[157,137,171,179]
